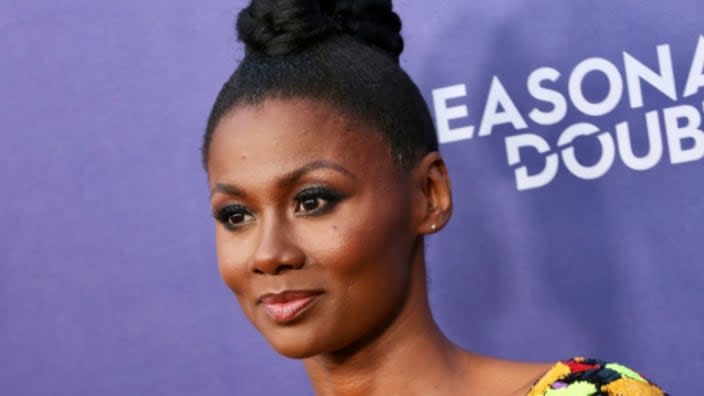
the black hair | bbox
[202,0,438,169]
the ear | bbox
[411,151,453,235]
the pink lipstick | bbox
[259,290,321,324]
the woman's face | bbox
[207,98,420,358]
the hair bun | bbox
[236,0,404,62]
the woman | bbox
[202,0,668,394]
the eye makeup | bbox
[293,185,347,216]
[213,203,254,231]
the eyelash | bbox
[294,186,345,216]
[212,204,253,231]
[213,186,346,231]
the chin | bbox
[273,345,318,359]
[266,336,322,359]
[260,326,328,359]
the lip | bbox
[258,290,323,324]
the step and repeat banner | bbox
[1,0,701,395]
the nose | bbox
[248,216,305,275]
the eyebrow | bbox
[210,183,247,199]
[278,159,356,188]
[210,159,356,198]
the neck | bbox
[303,248,467,396]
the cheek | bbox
[214,227,250,298]
[215,227,265,330]
[324,192,412,275]
[318,194,413,316]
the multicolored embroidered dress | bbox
[527,357,667,395]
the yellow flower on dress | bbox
[601,378,666,396]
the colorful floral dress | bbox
[527,357,668,395]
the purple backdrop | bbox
[1,0,701,394]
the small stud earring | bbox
[431,224,437,231]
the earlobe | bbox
[412,152,453,235]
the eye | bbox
[294,186,345,215]
[213,204,254,230]
[298,197,324,212]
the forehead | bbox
[207,98,395,181]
